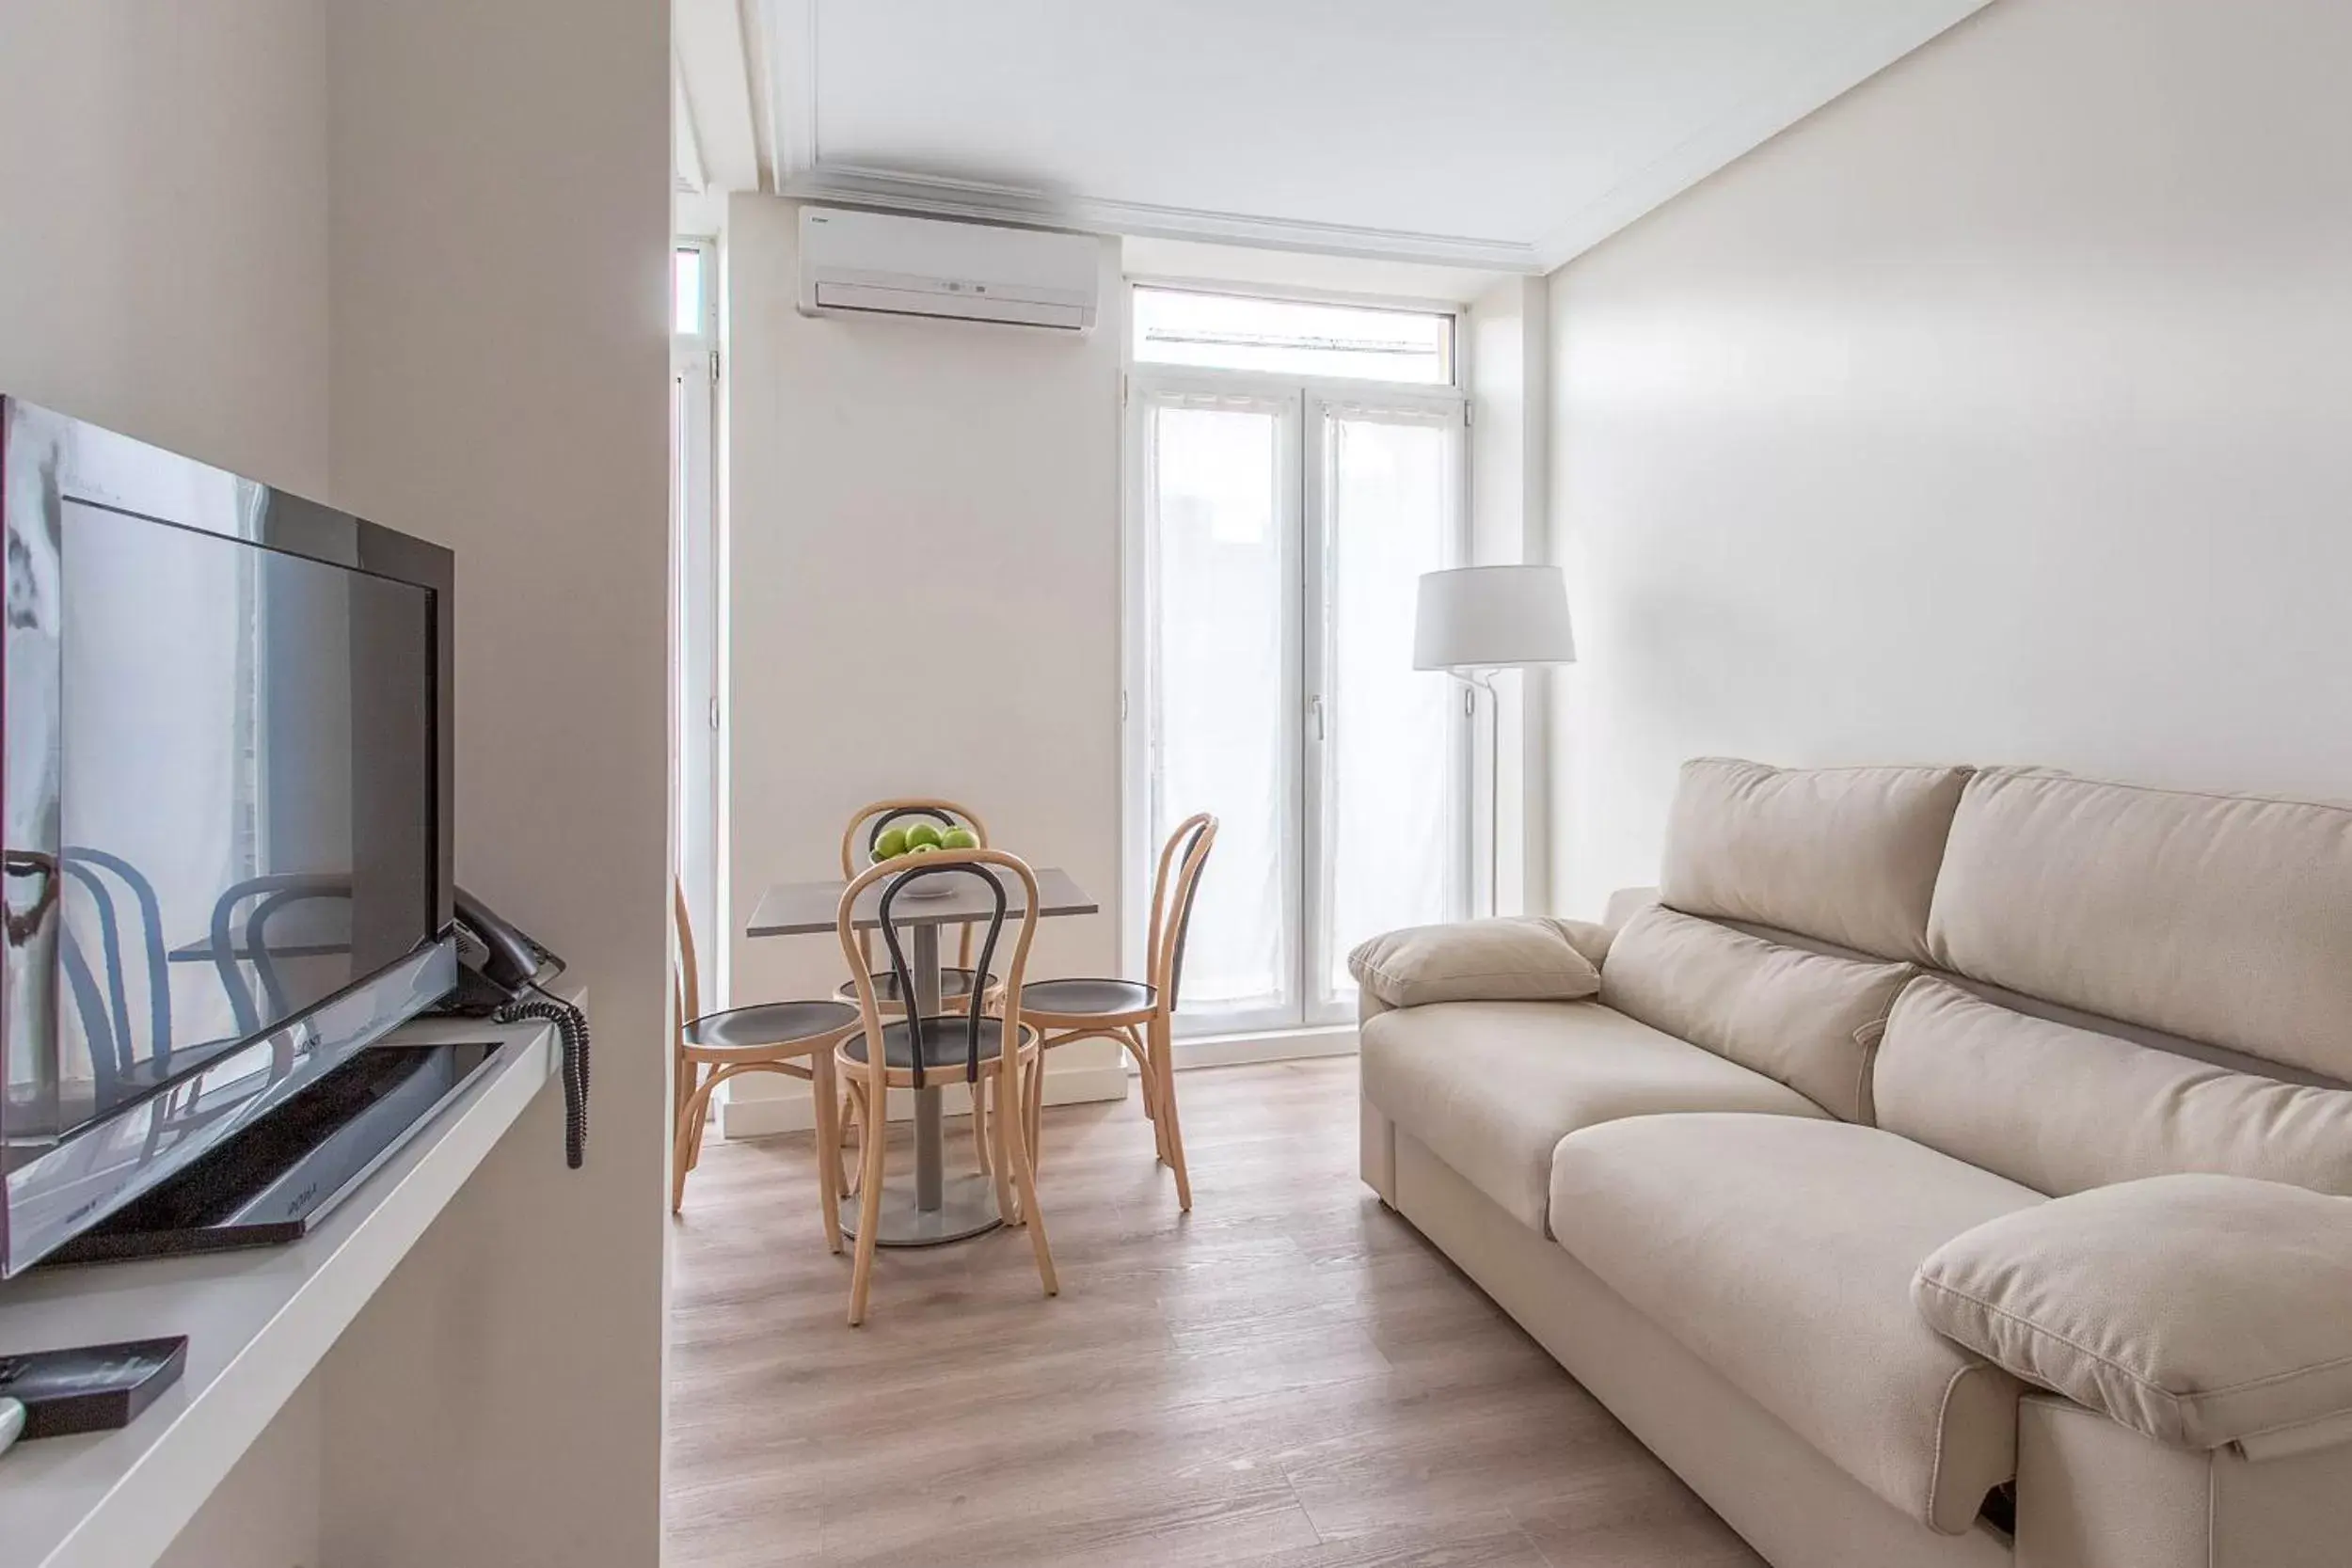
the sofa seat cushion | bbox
[1359,1000,1830,1236]
[1549,1114,2042,1534]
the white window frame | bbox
[672,236,725,1007]
[1121,283,1472,1043]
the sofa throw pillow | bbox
[1347,917,1606,1010]
[1915,1175,2352,1459]
[1599,905,1913,1122]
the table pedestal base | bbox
[838,1173,1004,1247]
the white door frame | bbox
[672,237,724,1007]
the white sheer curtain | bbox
[1314,405,1466,1008]
[1147,398,1296,1023]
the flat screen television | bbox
[0,396,457,1277]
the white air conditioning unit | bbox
[797,206,1099,332]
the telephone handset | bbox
[447,887,589,1169]
[453,885,564,1001]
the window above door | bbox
[1131,287,1455,387]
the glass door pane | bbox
[1139,388,1302,1031]
[1306,400,1468,1020]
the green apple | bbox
[904,822,944,850]
[872,826,909,861]
[905,842,938,855]
[940,826,979,850]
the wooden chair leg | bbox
[672,1074,715,1214]
[1003,1057,1057,1296]
[690,1088,718,1173]
[851,1081,880,1203]
[990,1070,1020,1226]
[1152,1015,1192,1212]
[1125,1024,1168,1163]
[972,1070,993,1178]
[1025,1047,1046,1175]
[848,1070,890,1326]
[811,1051,845,1256]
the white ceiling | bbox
[755,0,1994,271]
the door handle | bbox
[1308,694,1327,742]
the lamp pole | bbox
[1450,666,1503,917]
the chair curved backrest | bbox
[673,877,703,1025]
[1146,815,1218,1016]
[205,872,352,1037]
[839,797,990,971]
[59,847,171,1081]
[835,847,1039,1092]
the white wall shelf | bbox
[0,1010,561,1568]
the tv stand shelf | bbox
[0,1005,567,1568]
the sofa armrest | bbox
[1915,1174,2352,1459]
[1346,917,1608,1011]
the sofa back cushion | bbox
[1875,976,2352,1196]
[1661,758,1970,962]
[1599,905,1915,1122]
[1927,769,2352,1084]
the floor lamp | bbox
[1412,565,1578,916]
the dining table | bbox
[745,864,1096,1246]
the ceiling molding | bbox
[672,54,707,196]
[674,0,765,196]
[765,0,819,182]
[754,0,1991,276]
[1534,0,1994,267]
[779,165,1548,273]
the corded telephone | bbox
[447,888,591,1169]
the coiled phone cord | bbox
[494,985,591,1168]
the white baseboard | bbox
[1168,1023,1357,1071]
[719,1064,1129,1139]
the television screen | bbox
[2,398,455,1275]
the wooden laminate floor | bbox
[664,1058,1764,1568]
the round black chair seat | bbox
[684,998,858,1052]
[1020,977,1156,1017]
[836,966,993,1006]
[842,1015,1035,1073]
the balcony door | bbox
[1124,288,1470,1036]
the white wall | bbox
[1468,276,1552,916]
[318,3,673,1564]
[154,1378,323,1568]
[722,195,1127,1130]
[0,0,330,497]
[1548,0,2352,916]
[1,4,674,1563]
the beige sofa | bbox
[1355,759,2352,1568]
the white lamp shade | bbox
[1412,565,1577,671]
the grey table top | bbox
[745,865,1097,938]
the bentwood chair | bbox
[833,847,1057,1326]
[836,798,1003,1017]
[1021,814,1216,1212]
[672,880,860,1247]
